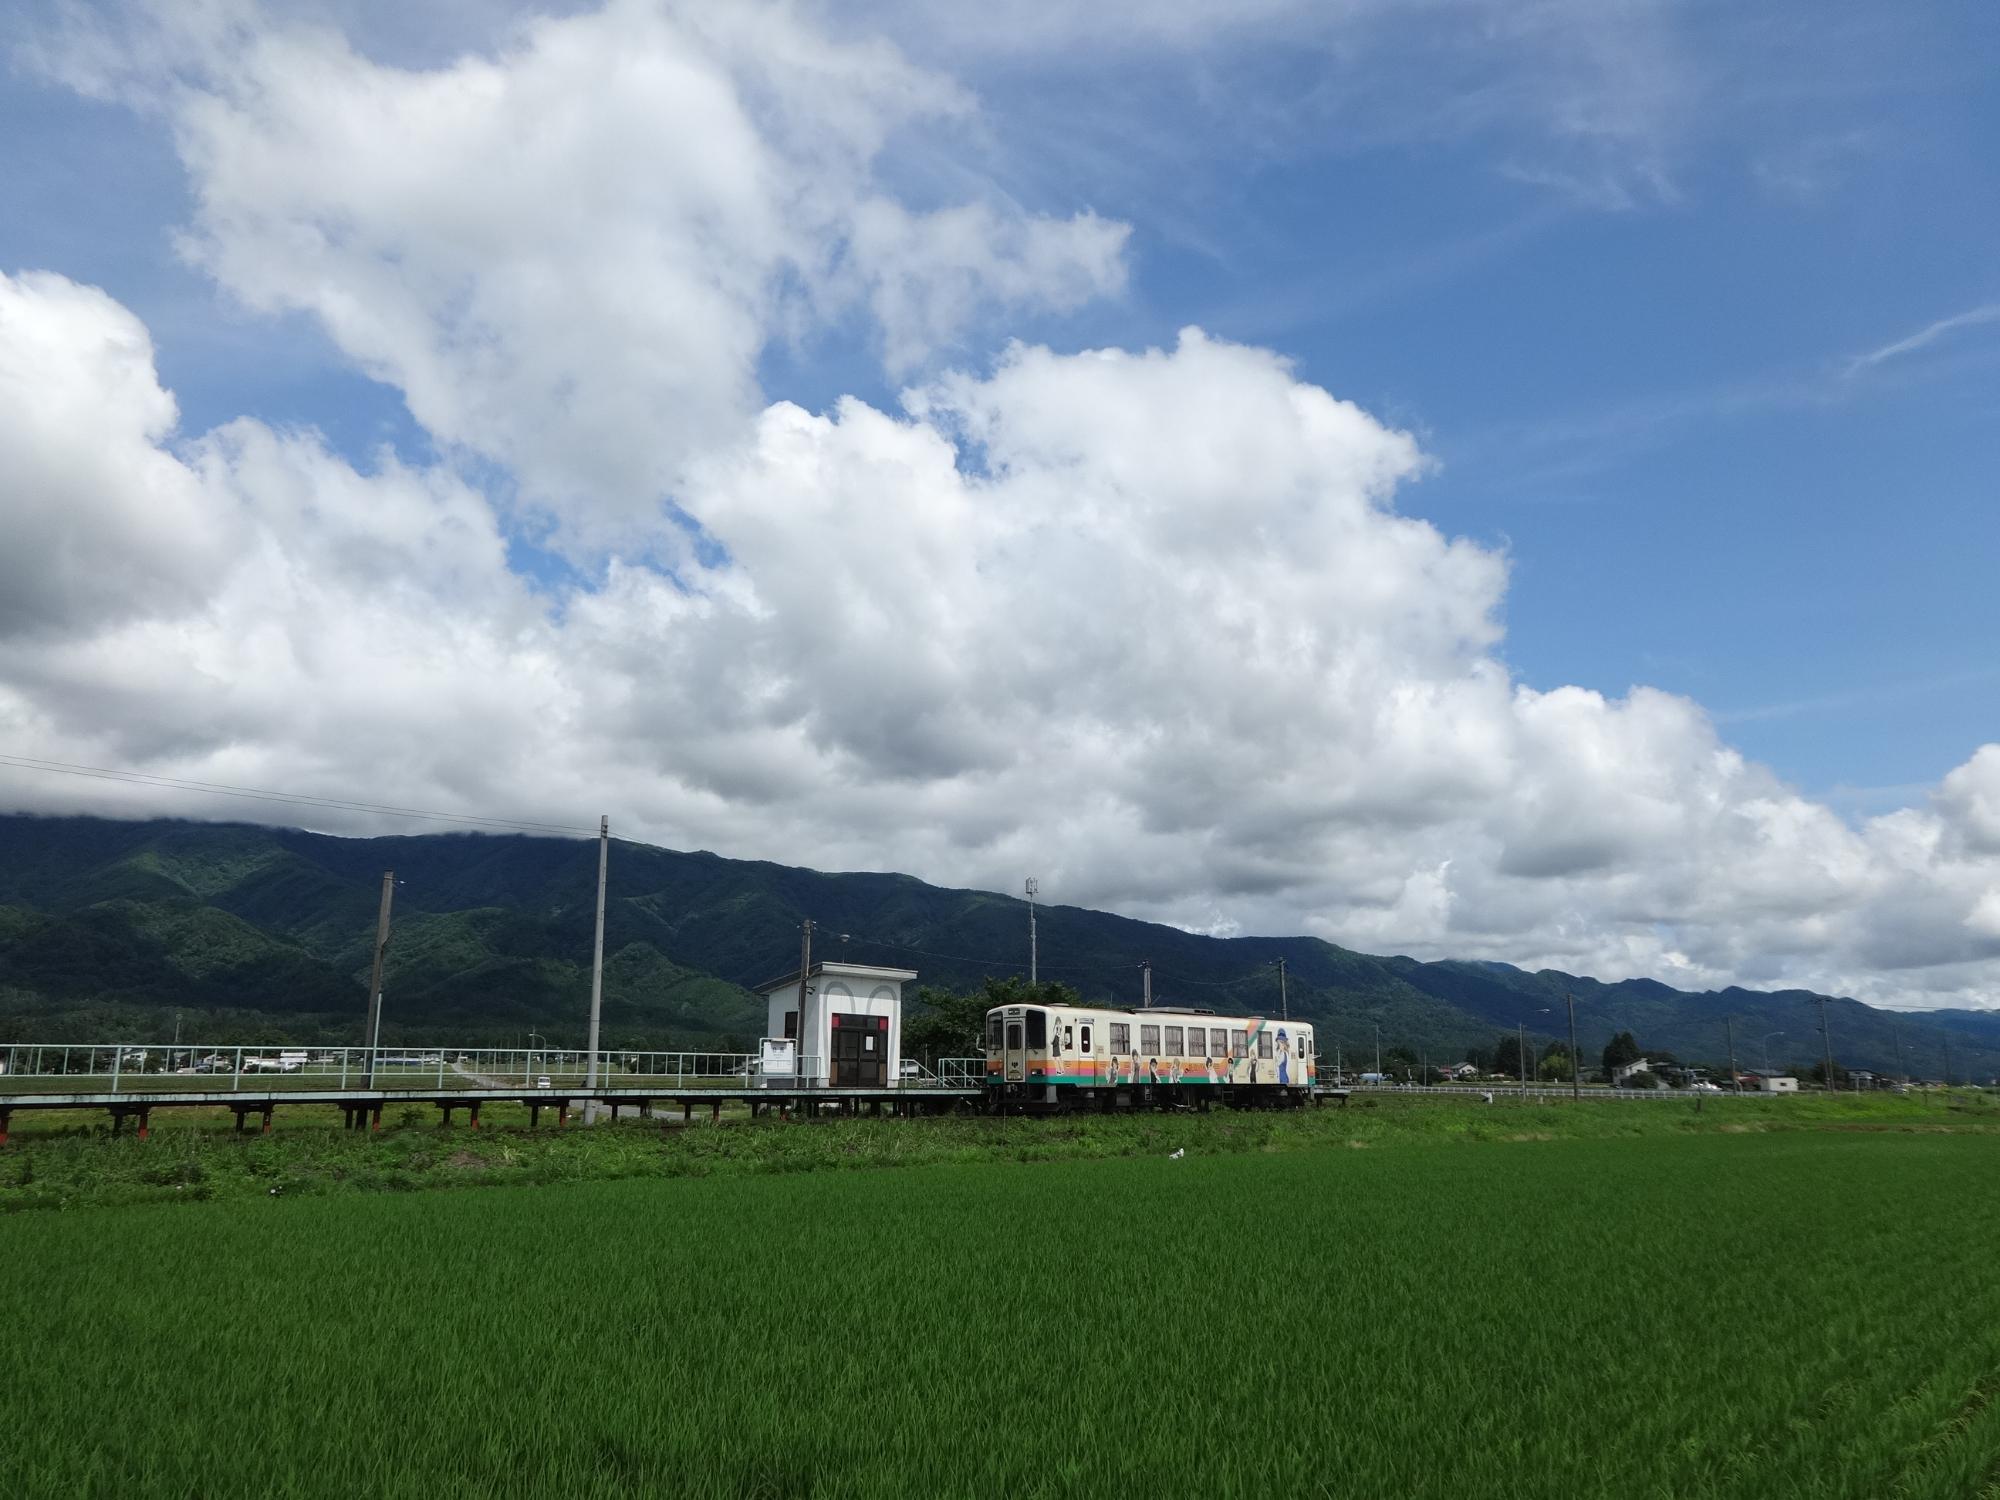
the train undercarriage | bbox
[984,1081,1314,1115]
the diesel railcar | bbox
[984,1002,1315,1112]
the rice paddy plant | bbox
[2,1131,1997,1498]
[8,1089,1992,1213]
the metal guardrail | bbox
[0,1044,990,1096]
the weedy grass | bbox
[6,1089,1995,1213]
[2,1130,1998,1498]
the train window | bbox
[1062,1023,1074,1054]
[1005,1021,1023,1052]
[1025,1010,1047,1048]
[1302,1032,1313,1056]
[1231,1029,1248,1058]
[1210,1028,1226,1057]
[986,1014,1002,1050]
[1163,1025,1183,1054]
[1110,1023,1131,1052]
[1080,1024,1092,1053]
[1258,1031,1274,1060]
[1140,1024,1160,1054]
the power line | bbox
[817,931,1106,976]
[821,927,1287,997]
[0,753,595,838]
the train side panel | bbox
[985,1003,1315,1110]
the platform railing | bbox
[0,1044,873,1095]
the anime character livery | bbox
[984,1003,1316,1114]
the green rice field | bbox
[4,1127,1998,1498]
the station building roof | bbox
[753,960,919,994]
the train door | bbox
[1004,1010,1026,1083]
[1079,1018,1094,1089]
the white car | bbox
[535,1075,552,1089]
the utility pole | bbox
[1894,1019,1908,1085]
[1813,994,1835,1091]
[1140,960,1152,1009]
[361,871,395,1087]
[1725,1014,1740,1095]
[1517,1021,1527,1093]
[584,816,608,1121]
[1277,957,1288,1022]
[1566,992,1581,1103]
[1943,1035,1953,1090]
[1373,1022,1381,1076]
[798,918,814,1086]
[1025,878,1039,988]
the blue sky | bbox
[2,0,1997,1004]
[6,4,1994,812]
[893,0,2000,809]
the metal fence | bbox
[1336,1080,1745,1101]
[0,1044,987,1095]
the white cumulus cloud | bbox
[3,1,1998,1011]
[3,266,1999,1007]
[40,0,1128,548]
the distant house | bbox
[1452,1062,1480,1079]
[1612,1058,1653,1085]
[1760,1075,1799,1094]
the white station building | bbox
[755,961,917,1087]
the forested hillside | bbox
[0,813,1992,1078]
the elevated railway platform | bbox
[0,1083,979,1140]
[0,1041,1357,1140]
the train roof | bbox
[984,1001,1309,1024]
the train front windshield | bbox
[988,1009,1049,1052]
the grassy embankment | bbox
[3,1130,1998,1498]
[3,1088,1993,1212]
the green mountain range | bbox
[1,813,1994,1080]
